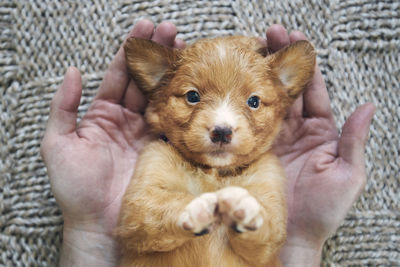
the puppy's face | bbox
[125,36,315,168]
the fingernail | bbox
[65,66,77,77]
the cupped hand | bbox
[41,20,185,237]
[265,25,375,263]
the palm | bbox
[48,100,146,233]
[266,25,375,245]
[275,115,351,241]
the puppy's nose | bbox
[210,126,232,144]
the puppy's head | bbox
[125,36,315,168]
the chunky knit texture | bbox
[1,0,399,265]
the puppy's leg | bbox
[217,187,263,233]
[117,147,202,257]
[117,187,198,255]
[178,192,219,236]
[217,186,286,266]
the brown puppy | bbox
[116,36,316,267]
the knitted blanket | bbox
[1,0,399,265]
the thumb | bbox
[47,67,82,136]
[338,103,376,167]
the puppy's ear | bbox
[268,40,316,99]
[124,37,179,94]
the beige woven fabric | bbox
[1,0,399,266]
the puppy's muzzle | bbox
[210,126,232,144]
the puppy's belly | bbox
[128,227,250,267]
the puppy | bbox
[116,35,316,267]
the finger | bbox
[47,67,82,135]
[151,21,177,47]
[95,19,155,102]
[174,38,186,49]
[289,31,333,119]
[287,97,303,118]
[338,103,376,166]
[122,81,147,113]
[304,65,333,119]
[266,24,290,53]
[289,30,307,43]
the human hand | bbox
[265,25,376,266]
[40,20,185,266]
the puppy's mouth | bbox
[204,149,234,167]
[208,149,230,157]
[207,142,234,155]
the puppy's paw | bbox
[217,187,263,233]
[178,193,218,236]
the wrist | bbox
[60,226,118,267]
[280,236,324,267]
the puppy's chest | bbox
[185,168,249,196]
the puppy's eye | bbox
[247,95,260,109]
[186,90,200,104]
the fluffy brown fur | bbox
[116,36,316,267]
